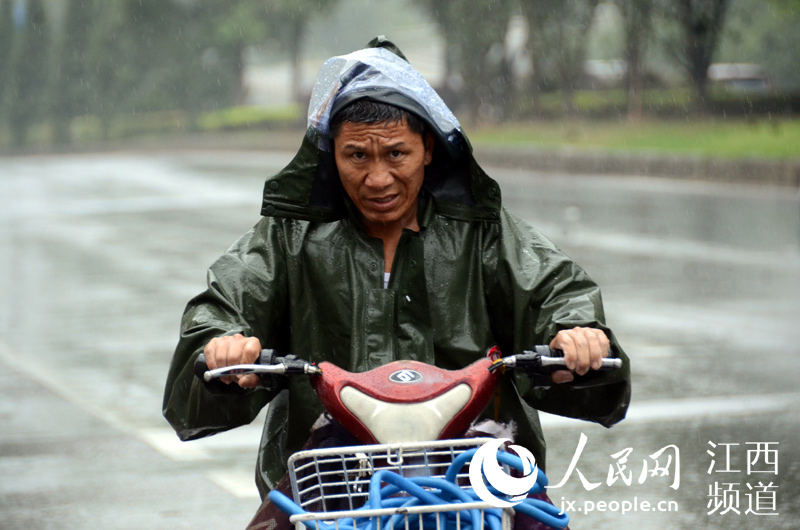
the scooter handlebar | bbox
[194,345,620,388]
[488,345,623,388]
[539,355,623,370]
[194,349,320,383]
[496,345,622,372]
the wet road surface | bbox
[0,150,797,529]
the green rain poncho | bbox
[163,38,630,499]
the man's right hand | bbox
[204,334,262,388]
[548,327,610,384]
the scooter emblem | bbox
[388,369,423,384]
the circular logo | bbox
[388,369,424,384]
[468,438,538,508]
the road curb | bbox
[3,130,798,188]
[473,146,800,188]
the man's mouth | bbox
[366,195,398,210]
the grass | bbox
[523,88,695,117]
[2,96,798,161]
[468,117,800,160]
[197,105,302,131]
[0,104,304,150]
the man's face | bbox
[334,120,434,235]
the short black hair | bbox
[330,99,427,138]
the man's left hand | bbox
[549,327,610,384]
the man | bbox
[163,37,630,524]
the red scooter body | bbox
[311,355,502,445]
[197,346,605,530]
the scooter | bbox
[197,347,621,530]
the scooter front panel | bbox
[311,358,501,444]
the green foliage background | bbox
[0,0,799,152]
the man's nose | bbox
[364,161,394,188]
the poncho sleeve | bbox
[162,217,290,440]
[484,208,631,427]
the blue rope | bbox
[268,449,569,530]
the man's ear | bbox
[423,132,435,166]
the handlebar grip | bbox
[533,346,621,370]
[194,353,209,381]
[539,356,623,371]
[494,346,624,376]
[599,358,623,370]
[193,349,276,381]
[501,345,623,390]
[534,345,560,357]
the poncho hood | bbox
[261,37,502,223]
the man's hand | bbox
[549,327,610,384]
[204,334,262,388]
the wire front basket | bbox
[285,438,510,530]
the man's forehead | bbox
[334,120,420,145]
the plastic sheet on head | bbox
[307,47,462,152]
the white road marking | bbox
[0,340,266,498]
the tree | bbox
[521,0,600,115]
[0,0,12,141]
[190,1,269,106]
[414,0,513,122]
[116,0,199,112]
[263,0,340,104]
[716,0,800,92]
[668,0,730,109]
[84,0,243,135]
[0,0,12,101]
[50,0,94,144]
[183,0,339,107]
[410,0,461,106]
[85,0,130,138]
[618,0,654,121]
[5,0,49,146]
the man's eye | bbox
[352,152,366,160]
[390,150,403,158]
